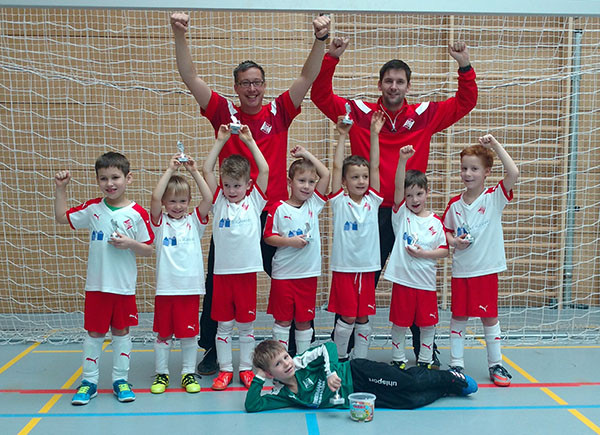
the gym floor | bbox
[1,332,599,435]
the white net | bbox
[0,9,598,343]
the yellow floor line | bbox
[0,342,40,375]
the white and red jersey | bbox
[383,202,447,291]
[311,54,477,207]
[212,184,267,275]
[329,188,383,272]
[263,192,327,279]
[66,198,154,295]
[442,181,513,278]
[202,90,301,209]
[152,209,208,296]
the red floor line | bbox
[2,382,599,394]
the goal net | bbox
[0,8,598,343]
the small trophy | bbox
[403,231,419,251]
[330,388,344,405]
[229,116,242,134]
[176,141,188,162]
[110,219,120,239]
[456,224,474,243]
[304,222,312,243]
[342,102,353,125]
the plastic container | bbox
[348,392,376,422]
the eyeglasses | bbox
[237,80,265,88]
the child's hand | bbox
[406,244,426,258]
[399,145,415,161]
[290,146,308,159]
[217,124,232,141]
[478,134,500,150]
[454,234,471,250]
[108,232,134,250]
[335,115,352,135]
[254,367,268,379]
[168,154,182,171]
[183,156,199,172]
[54,170,71,188]
[238,125,254,144]
[370,110,385,134]
[288,234,308,249]
[170,12,189,35]
[327,372,342,392]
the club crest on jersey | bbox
[123,219,133,230]
[478,206,486,214]
[429,226,437,235]
[260,122,272,134]
[402,118,415,130]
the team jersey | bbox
[442,181,513,278]
[66,198,154,295]
[263,192,327,279]
[245,342,353,412]
[202,90,301,209]
[329,188,383,272]
[311,54,477,207]
[383,202,448,291]
[152,209,208,296]
[212,184,267,275]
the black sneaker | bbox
[417,361,433,369]
[448,365,464,374]
[391,360,407,370]
[431,348,441,370]
[197,347,219,375]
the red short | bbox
[153,295,200,338]
[451,273,498,318]
[327,271,376,317]
[389,284,438,327]
[84,291,138,334]
[212,273,257,323]
[267,277,317,323]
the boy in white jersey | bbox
[149,153,212,394]
[328,113,383,360]
[384,145,448,369]
[263,146,330,355]
[54,152,154,405]
[203,124,269,391]
[442,134,519,387]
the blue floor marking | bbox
[305,413,320,435]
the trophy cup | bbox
[110,219,119,239]
[230,116,242,134]
[342,102,353,125]
[176,141,188,163]
[330,389,345,405]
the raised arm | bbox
[291,145,330,196]
[394,145,415,207]
[151,155,180,224]
[287,15,331,108]
[479,134,519,192]
[331,115,351,193]
[183,157,213,220]
[202,124,231,195]
[54,170,71,225]
[170,12,212,110]
[238,125,269,194]
[448,41,471,69]
[369,111,384,193]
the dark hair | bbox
[379,59,412,83]
[405,170,428,190]
[95,152,130,176]
[253,339,288,372]
[233,60,265,83]
[221,154,251,181]
[460,145,494,169]
[288,158,316,180]
[342,155,369,179]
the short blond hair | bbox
[163,175,191,201]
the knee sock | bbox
[237,321,255,372]
[180,337,198,375]
[112,334,132,383]
[154,337,172,375]
[449,318,467,368]
[418,326,436,364]
[295,328,313,355]
[272,323,291,350]
[353,321,371,359]
[333,318,354,359]
[216,320,234,372]
[391,324,407,362]
[484,322,503,367]
[82,335,104,385]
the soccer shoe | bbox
[239,370,255,389]
[489,364,512,387]
[448,365,464,374]
[211,371,233,390]
[181,373,201,393]
[448,369,478,396]
[150,373,169,394]
[197,347,219,376]
[391,360,407,370]
[71,380,97,406]
[113,379,136,402]
[431,348,441,370]
[417,361,433,369]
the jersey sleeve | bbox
[132,203,154,245]
[65,198,102,230]
[263,203,281,238]
[310,54,350,122]
[200,91,228,133]
[428,68,477,134]
[275,90,302,128]
[294,342,338,378]
[244,376,293,413]
[432,215,449,249]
